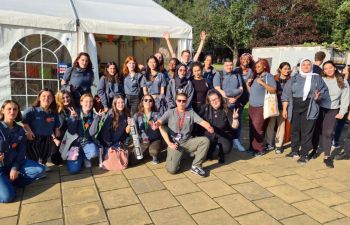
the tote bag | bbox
[263,75,280,119]
[102,146,129,171]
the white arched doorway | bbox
[9,34,72,108]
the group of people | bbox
[1,31,350,203]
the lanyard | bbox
[80,111,91,132]
[176,109,186,133]
[143,112,153,131]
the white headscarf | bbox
[299,58,317,101]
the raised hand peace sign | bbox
[68,107,77,117]
[232,108,239,119]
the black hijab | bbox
[174,64,188,89]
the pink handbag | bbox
[102,147,129,171]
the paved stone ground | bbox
[1,123,350,225]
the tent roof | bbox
[0,0,77,31]
[0,0,192,39]
[73,0,192,39]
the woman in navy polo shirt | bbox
[0,100,45,203]
[122,56,143,114]
[61,52,94,103]
[97,61,124,111]
[22,88,60,170]
[66,93,103,174]
[141,56,167,111]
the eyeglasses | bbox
[176,99,187,103]
[143,99,153,103]
[178,69,186,72]
[209,97,219,103]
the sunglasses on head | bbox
[143,99,153,103]
[176,99,187,103]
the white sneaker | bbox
[84,159,92,168]
[233,139,245,152]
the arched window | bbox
[9,34,72,108]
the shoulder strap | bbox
[219,71,224,87]
[65,67,74,83]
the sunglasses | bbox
[176,99,187,103]
[143,99,153,103]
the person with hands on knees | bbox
[66,93,104,174]
[156,93,213,177]
[281,58,328,165]
[22,88,60,171]
[0,100,45,203]
[97,61,124,111]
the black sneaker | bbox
[266,144,275,151]
[324,157,334,168]
[297,155,308,165]
[275,147,283,154]
[308,149,321,160]
[334,152,350,160]
[191,166,206,177]
[285,151,299,158]
[254,151,266,157]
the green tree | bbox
[332,0,350,50]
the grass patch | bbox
[213,63,223,71]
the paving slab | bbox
[122,165,153,179]
[163,178,200,196]
[95,174,129,192]
[61,173,95,190]
[312,177,350,193]
[129,176,165,194]
[100,188,139,209]
[62,185,100,206]
[280,215,321,225]
[279,174,319,191]
[247,173,284,187]
[214,170,251,185]
[229,161,262,175]
[214,194,260,217]
[152,168,186,181]
[0,216,17,225]
[304,187,348,206]
[292,199,344,223]
[192,208,239,225]
[176,192,220,214]
[197,179,236,198]
[0,201,20,218]
[149,206,197,225]
[324,217,350,225]
[64,201,107,225]
[232,182,274,200]
[19,199,62,225]
[138,190,179,212]
[254,196,302,220]
[333,202,350,217]
[31,219,64,225]
[267,184,311,203]
[235,211,281,225]
[183,170,218,183]
[22,184,61,204]
[107,204,152,225]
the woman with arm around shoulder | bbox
[22,89,60,170]
[247,59,276,157]
[134,95,163,164]
[61,52,94,103]
[97,61,124,111]
[66,93,104,174]
[281,58,328,164]
[312,60,349,168]
[123,56,142,115]
[0,100,45,203]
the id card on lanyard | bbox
[174,109,185,142]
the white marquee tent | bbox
[0,0,192,107]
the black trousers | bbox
[126,94,140,115]
[290,98,316,156]
[206,134,232,158]
[27,135,53,164]
[312,107,338,156]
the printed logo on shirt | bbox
[46,117,55,123]
[11,143,17,149]
[35,116,41,120]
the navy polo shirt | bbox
[249,73,276,107]
[123,73,142,95]
[22,107,60,136]
[140,73,167,95]
[63,67,94,94]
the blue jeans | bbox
[67,142,99,174]
[0,160,45,203]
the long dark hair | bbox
[0,100,22,122]
[137,95,157,116]
[111,95,129,130]
[206,89,228,114]
[104,61,121,83]
[32,88,57,113]
[73,52,93,71]
[322,60,345,89]
[155,52,166,73]
[145,56,159,81]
